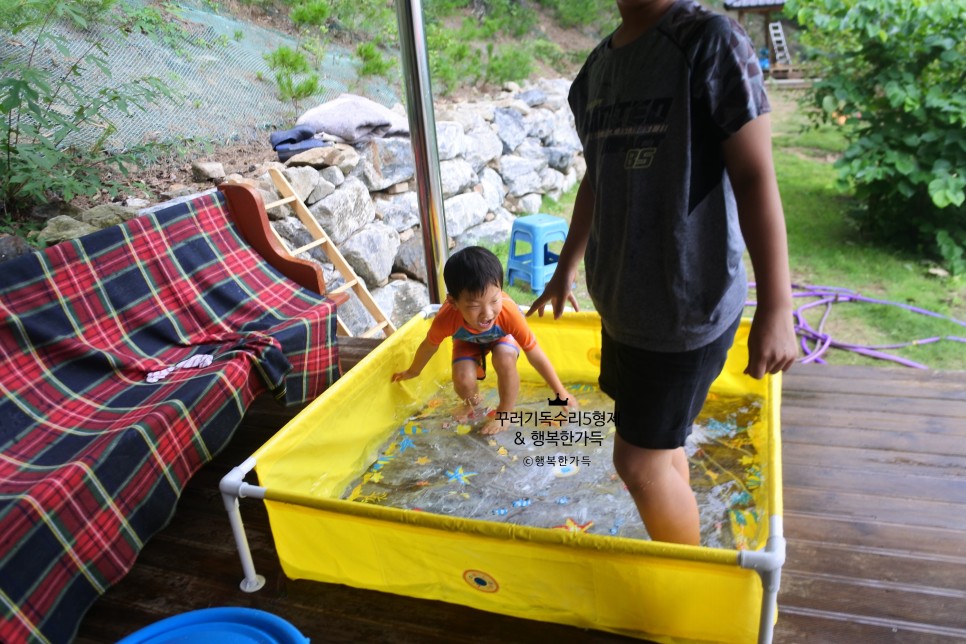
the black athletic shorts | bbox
[598,314,741,450]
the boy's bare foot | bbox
[454,393,483,423]
[480,412,508,435]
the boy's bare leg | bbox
[613,435,699,545]
[452,360,482,422]
[671,445,690,484]
[481,345,519,435]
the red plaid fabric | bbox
[0,191,339,643]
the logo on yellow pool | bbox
[587,346,601,367]
[463,569,499,593]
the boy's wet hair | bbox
[444,246,504,298]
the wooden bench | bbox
[0,183,343,643]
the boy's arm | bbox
[523,343,577,409]
[722,112,798,379]
[527,175,594,319]
[391,338,439,382]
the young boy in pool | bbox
[528,0,797,544]
[392,246,575,435]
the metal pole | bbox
[395,0,448,304]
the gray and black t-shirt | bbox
[569,0,768,352]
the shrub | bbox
[263,0,331,111]
[0,0,183,219]
[356,41,395,78]
[786,0,966,273]
[483,42,533,86]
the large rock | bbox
[455,211,514,249]
[308,177,375,244]
[306,176,336,205]
[287,143,360,174]
[463,126,504,173]
[79,204,139,228]
[539,167,566,200]
[496,155,544,197]
[191,161,226,182]
[439,158,478,199]
[271,217,328,264]
[320,165,345,187]
[0,234,33,263]
[492,107,528,154]
[549,108,583,153]
[335,289,378,337]
[543,145,575,173]
[356,137,415,191]
[515,193,543,214]
[37,216,99,245]
[516,88,548,108]
[372,278,431,329]
[436,105,488,132]
[436,121,466,161]
[443,191,488,237]
[514,138,551,171]
[374,192,420,233]
[393,232,428,283]
[339,221,400,287]
[524,107,555,142]
[479,167,507,212]
[282,166,321,203]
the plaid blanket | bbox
[0,191,339,643]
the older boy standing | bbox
[529,0,797,545]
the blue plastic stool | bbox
[117,607,310,644]
[506,214,568,292]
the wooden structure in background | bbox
[724,0,786,67]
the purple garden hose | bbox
[747,283,966,369]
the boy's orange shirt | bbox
[427,292,537,351]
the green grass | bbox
[485,89,966,371]
[768,89,965,370]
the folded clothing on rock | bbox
[269,124,316,148]
[273,139,330,163]
[296,93,409,144]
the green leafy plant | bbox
[0,0,184,221]
[534,0,615,34]
[426,25,483,94]
[263,0,330,111]
[787,0,966,273]
[483,42,533,86]
[356,41,395,78]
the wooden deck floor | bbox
[76,343,966,643]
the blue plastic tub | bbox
[116,607,309,644]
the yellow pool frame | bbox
[221,310,785,644]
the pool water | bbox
[343,382,765,550]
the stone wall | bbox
[25,78,586,335]
[251,78,585,335]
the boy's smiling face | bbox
[449,283,504,332]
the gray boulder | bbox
[37,216,99,245]
[356,137,415,191]
[439,158,478,198]
[443,192,489,237]
[493,107,528,154]
[339,221,400,287]
[309,177,375,244]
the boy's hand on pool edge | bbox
[392,369,418,382]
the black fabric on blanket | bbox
[269,125,316,149]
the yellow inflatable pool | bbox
[221,310,784,644]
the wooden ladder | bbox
[263,167,395,339]
[768,21,792,66]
